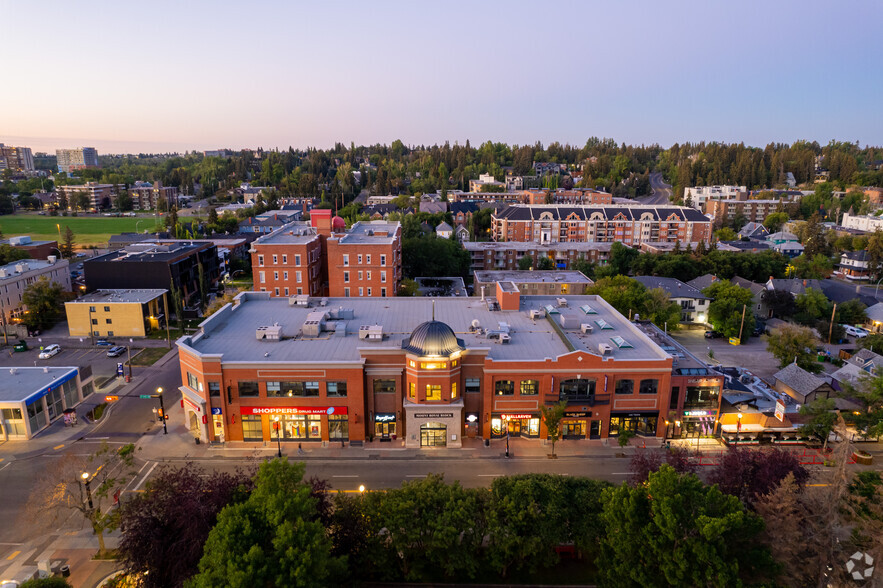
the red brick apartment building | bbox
[249,209,402,298]
[491,205,712,246]
[176,287,722,448]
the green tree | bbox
[571,257,596,279]
[517,255,533,271]
[587,275,646,320]
[0,244,30,265]
[714,227,738,241]
[836,298,867,325]
[188,459,344,588]
[116,192,134,211]
[703,281,755,340]
[843,372,883,438]
[536,256,554,270]
[20,577,72,588]
[539,400,567,458]
[21,277,65,331]
[763,211,789,232]
[398,277,419,296]
[799,398,837,450]
[597,465,773,588]
[795,287,830,320]
[59,226,75,258]
[643,287,682,331]
[763,324,822,373]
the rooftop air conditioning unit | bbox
[529,309,543,320]
[581,323,594,334]
[557,297,568,307]
[598,343,613,355]
[498,333,511,344]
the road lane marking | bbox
[611,473,631,475]
[332,475,358,478]
[6,550,20,560]
[405,474,427,478]
[84,437,110,440]
[53,444,65,450]
[133,462,158,492]
[0,462,11,472]
[808,483,830,487]
[477,474,502,477]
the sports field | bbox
[0,215,164,247]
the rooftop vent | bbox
[581,323,594,334]
[557,297,568,307]
[256,325,282,341]
[598,343,613,355]
[358,324,383,341]
[529,309,544,320]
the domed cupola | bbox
[402,321,464,357]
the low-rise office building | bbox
[65,289,168,338]
[474,270,593,296]
[0,367,94,440]
[0,257,71,323]
[175,288,719,446]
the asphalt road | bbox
[638,172,672,205]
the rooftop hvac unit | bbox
[256,325,282,341]
[497,333,511,344]
[557,297,568,307]
[529,309,544,320]
[581,323,594,334]
[598,343,613,356]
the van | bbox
[844,325,869,339]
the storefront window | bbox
[2,408,26,436]
[26,401,45,433]
[465,378,480,394]
[495,380,515,396]
[563,421,586,437]
[373,379,396,394]
[47,387,63,420]
[615,379,634,395]
[520,380,539,395]
[238,381,259,397]
[610,415,658,436]
[425,384,441,401]
[327,382,347,397]
[685,386,719,408]
[639,379,658,395]
[62,379,78,409]
[279,414,321,440]
[241,415,262,441]
[328,414,348,439]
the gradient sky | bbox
[2,0,881,154]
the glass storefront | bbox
[241,415,262,441]
[1,408,26,437]
[26,401,45,434]
[420,422,447,447]
[562,420,586,438]
[374,413,396,440]
[275,414,321,440]
[491,415,540,438]
[609,413,659,437]
[329,415,348,440]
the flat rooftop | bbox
[335,221,400,245]
[475,270,593,284]
[180,292,671,364]
[252,222,318,245]
[463,241,615,252]
[635,322,718,375]
[0,367,78,404]
[68,289,167,304]
[89,242,206,263]
[0,258,66,281]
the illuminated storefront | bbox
[491,413,540,438]
[238,406,348,442]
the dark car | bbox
[752,325,765,337]
[704,330,724,339]
[106,345,126,357]
[95,339,113,346]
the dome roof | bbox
[331,216,346,229]
[402,320,464,357]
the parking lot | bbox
[670,329,785,383]
[0,344,135,379]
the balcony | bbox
[545,393,611,406]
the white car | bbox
[844,325,869,339]
[38,344,61,359]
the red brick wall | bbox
[251,239,323,297]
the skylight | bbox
[610,336,632,348]
[580,304,597,315]
[595,319,613,330]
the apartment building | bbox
[0,258,71,323]
[683,185,747,210]
[464,241,615,273]
[129,181,178,210]
[704,199,783,228]
[473,270,593,296]
[251,223,323,297]
[65,289,168,338]
[841,211,883,233]
[326,220,402,298]
[491,205,712,246]
[55,182,118,211]
[0,144,34,172]
[56,147,99,173]
[468,173,505,192]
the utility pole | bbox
[162,292,171,348]
[737,304,747,341]
[828,303,837,344]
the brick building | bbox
[464,241,615,273]
[128,181,178,210]
[251,223,323,297]
[176,288,722,446]
[704,199,783,228]
[326,219,402,298]
[492,205,712,246]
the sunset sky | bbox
[1,0,881,154]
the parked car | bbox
[38,344,61,359]
[844,325,869,339]
[704,330,724,339]
[95,339,113,346]
[106,345,126,357]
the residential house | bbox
[773,363,834,405]
[769,240,804,258]
[730,277,769,319]
[633,276,710,324]
[766,231,799,244]
[837,250,871,281]
[738,222,769,240]
[419,201,447,215]
[864,302,883,332]
[436,222,453,239]
[455,225,470,242]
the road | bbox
[638,172,672,205]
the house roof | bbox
[719,240,770,251]
[731,276,765,296]
[766,231,799,242]
[738,222,769,238]
[842,250,870,261]
[687,273,717,291]
[436,222,453,232]
[633,276,709,300]
[866,302,883,323]
[768,278,823,296]
[774,363,828,398]
[818,279,879,307]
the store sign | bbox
[183,397,202,412]
[500,413,533,420]
[375,413,395,422]
[465,413,479,423]
[775,400,785,422]
[211,407,222,415]
[684,410,711,416]
[564,411,590,418]
[414,413,453,419]
[240,406,348,416]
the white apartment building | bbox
[55,182,117,211]
[56,147,99,173]
[0,257,71,323]
[469,173,505,192]
[841,212,883,233]
[683,185,747,210]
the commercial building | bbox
[0,236,59,259]
[0,144,34,172]
[55,182,118,211]
[128,181,178,210]
[0,367,94,440]
[56,147,99,173]
[704,199,783,228]
[464,241,615,273]
[174,288,723,446]
[65,289,168,338]
[683,185,747,210]
[492,205,712,246]
[469,173,505,192]
[0,257,71,323]
[474,270,593,296]
[83,243,220,307]
[841,211,883,233]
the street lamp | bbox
[80,472,93,510]
[737,412,743,440]
[358,484,366,494]
[156,387,167,435]
[503,415,510,458]
[274,415,282,458]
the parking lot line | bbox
[53,444,64,450]
[6,550,20,560]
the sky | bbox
[1,0,881,154]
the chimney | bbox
[480,286,486,301]
[803,280,807,287]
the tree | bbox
[761,288,795,318]
[20,579,72,588]
[799,398,837,450]
[842,371,883,438]
[189,459,344,588]
[795,287,830,321]
[708,447,809,506]
[597,465,774,587]
[116,192,134,211]
[629,446,697,485]
[571,257,596,280]
[837,298,867,325]
[0,244,30,265]
[763,211,789,233]
[714,227,738,241]
[398,277,419,296]
[74,191,91,212]
[21,277,65,331]
[643,287,682,330]
[801,213,829,259]
[587,275,646,319]
[119,464,256,588]
[26,442,136,556]
[517,255,533,271]
[763,324,822,373]
[703,280,755,340]
[539,400,567,458]
[56,191,68,211]
[59,225,75,258]
[536,256,554,270]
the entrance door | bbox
[375,421,396,441]
[563,421,586,438]
[189,412,200,436]
[590,420,601,439]
[420,422,447,447]
[507,419,521,436]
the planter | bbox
[547,454,558,459]
[854,450,874,466]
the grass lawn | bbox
[0,214,165,247]
[130,346,172,366]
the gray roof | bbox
[687,274,718,291]
[0,367,78,404]
[252,222,319,245]
[179,292,670,364]
[774,363,827,398]
[334,221,400,245]
[730,276,765,296]
[402,321,464,356]
[474,270,593,285]
[0,258,68,283]
[766,231,799,242]
[866,302,883,323]
[494,204,709,223]
[436,222,453,232]
[633,276,709,300]
[68,289,167,304]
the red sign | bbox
[182,397,202,412]
[500,413,534,420]
[239,406,348,416]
